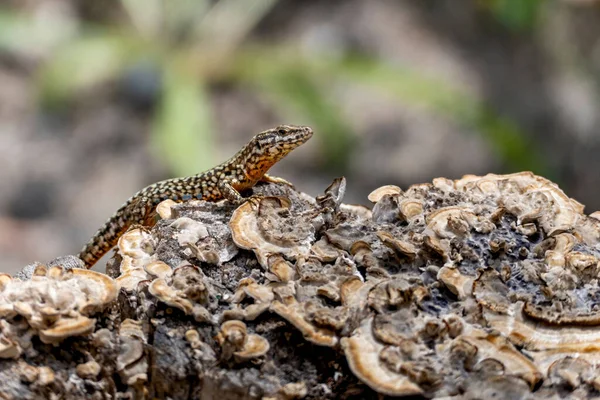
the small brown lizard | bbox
[79,125,313,268]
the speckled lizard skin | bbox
[79,125,313,268]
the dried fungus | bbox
[341,317,423,396]
[4,173,600,399]
[230,196,314,268]
[367,185,402,203]
[216,320,270,363]
[148,264,213,323]
[116,228,155,292]
[117,318,148,386]
[0,264,117,347]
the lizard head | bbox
[240,125,313,181]
[256,124,313,151]
[252,124,313,161]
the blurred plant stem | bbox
[151,62,213,177]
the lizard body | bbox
[79,124,313,268]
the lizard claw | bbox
[244,194,264,206]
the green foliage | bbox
[232,51,354,173]
[0,8,70,54]
[152,65,214,176]
[0,1,546,177]
[264,69,354,174]
[335,54,545,173]
[484,0,546,31]
[38,32,141,107]
[234,49,545,174]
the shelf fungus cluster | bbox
[0,265,117,355]
[3,172,600,399]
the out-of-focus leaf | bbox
[232,48,543,174]
[38,32,141,105]
[151,62,213,177]
[263,71,354,173]
[484,0,545,32]
[163,0,210,40]
[336,54,544,173]
[233,51,354,173]
[192,0,278,57]
[120,0,163,39]
[0,9,75,56]
[476,109,539,172]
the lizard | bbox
[78,124,313,268]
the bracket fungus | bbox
[341,317,423,396]
[117,319,148,387]
[216,320,270,363]
[0,264,117,348]
[4,172,600,398]
[230,196,314,269]
[116,228,155,292]
[148,264,213,323]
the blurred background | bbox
[1,0,600,274]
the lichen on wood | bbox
[2,172,600,399]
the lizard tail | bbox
[78,199,139,268]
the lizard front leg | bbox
[218,180,244,204]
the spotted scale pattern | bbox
[79,125,313,268]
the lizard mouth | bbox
[294,126,313,143]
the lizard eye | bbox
[278,129,287,135]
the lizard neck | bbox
[227,142,279,183]
[243,159,275,182]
